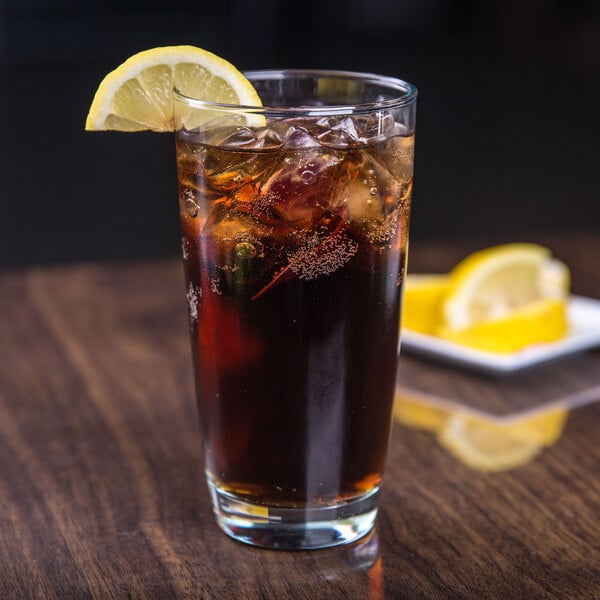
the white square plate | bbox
[400,295,600,375]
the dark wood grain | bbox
[1,235,599,599]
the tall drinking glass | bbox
[174,70,416,549]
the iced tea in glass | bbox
[175,70,416,549]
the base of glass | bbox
[207,481,379,550]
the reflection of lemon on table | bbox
[393,393,449,431]
[402,244,570,352]
[437,409,568,472]
[394,394,568,472]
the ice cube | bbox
[203,149,280,195]
[353,112,396,143]
[353,147,412,208]
[329,151,406,249]
[333,180,386,224]
[202,125,258,148]
[333,117,360,139]
[282,124,321,149]
[317,117,361,148]
[316,114,397,147]
[338,182,400,249]
[208,212,257,242]
[257,150,343,228]
[254,128,284,150]
[374,134,415,184]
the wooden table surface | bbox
[1,234,599,599]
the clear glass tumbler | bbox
[174,70,416,549]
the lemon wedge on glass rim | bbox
[85,45,263,132]
[437,243,570,352]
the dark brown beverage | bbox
[176,121,414,509]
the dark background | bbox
[1,1,598,268]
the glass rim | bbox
[173,69,417,118]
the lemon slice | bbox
[442,243,569,330]
[438,297,568,352]
[498,408,568,446]
[402,274,450,335]
[438,408,568,472]
[85,45,263,132]
[394,392,449,432]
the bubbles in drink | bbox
[186,282,201,324]
[287,228,359,280]
[301,170,316,185]
[181,236,190,260]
